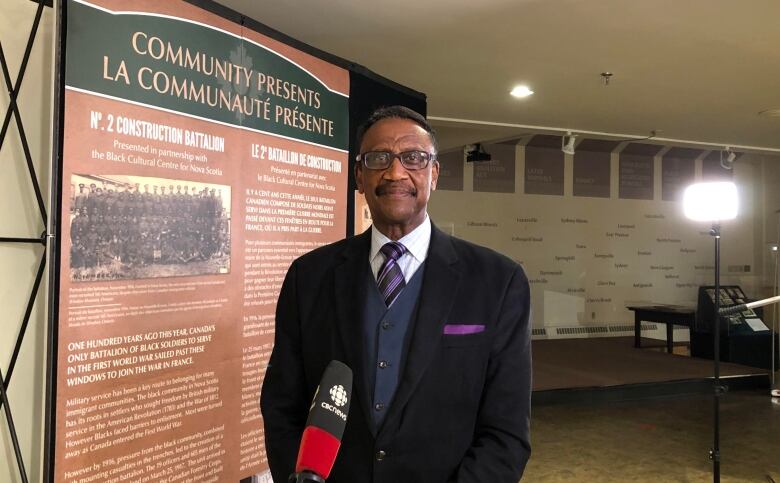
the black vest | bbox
[361,262,425,433]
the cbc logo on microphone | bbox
[329,385,348,407]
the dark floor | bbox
[524,390,780,482]
[532,337,766,392]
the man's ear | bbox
[355,163,365,194]
[430,160,440,191]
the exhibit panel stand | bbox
[1,1,52,482]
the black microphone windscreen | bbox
[306,360,353,440]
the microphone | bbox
[289,360,353,483]
[719,294,780,316]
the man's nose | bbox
[384,157,409,180]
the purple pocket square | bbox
[443,324,485,335]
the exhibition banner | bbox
[572,139,616,199]
[51,1,349,481]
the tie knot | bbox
[380,242,406,262]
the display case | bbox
[691,285,778,369]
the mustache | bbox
[375,182,417,197]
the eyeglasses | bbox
[356,150,436,170]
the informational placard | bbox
[573,140,616,199]
[661,148,699,201]
[473,143,515,193]
[702,150,736,181]
[435,150,464,191]
[50,1,349,481]
[618,143,660,200]
[573,152,609,197]
[525,136,563,196]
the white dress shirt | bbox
[369,215,431,283]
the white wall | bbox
[0,2,54,482]
[758,154,780,329]
[429,145,773,340]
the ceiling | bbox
[220,0,780,152]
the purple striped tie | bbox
[377,242,407,307]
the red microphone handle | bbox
[294,425,341,479]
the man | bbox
[115,186,129,217]
[104,187,117,216]
[86,183,98,215]
[261,106,532,483]
[70,208,89,241]
[74,183,88,214]
[143,183,154,216]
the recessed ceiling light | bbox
[510,85,534,98]
[758,108,780,118]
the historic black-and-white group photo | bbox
[68,174,231,281]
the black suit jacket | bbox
[260,225,532,483]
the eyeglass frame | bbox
[356,150,438,170]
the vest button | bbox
[378,360,389,368]
[376,450,386,461]
[374,402,385,411]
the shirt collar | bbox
[370,214,431,263]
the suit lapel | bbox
[381,226,460,432]
[333,229,373,431]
